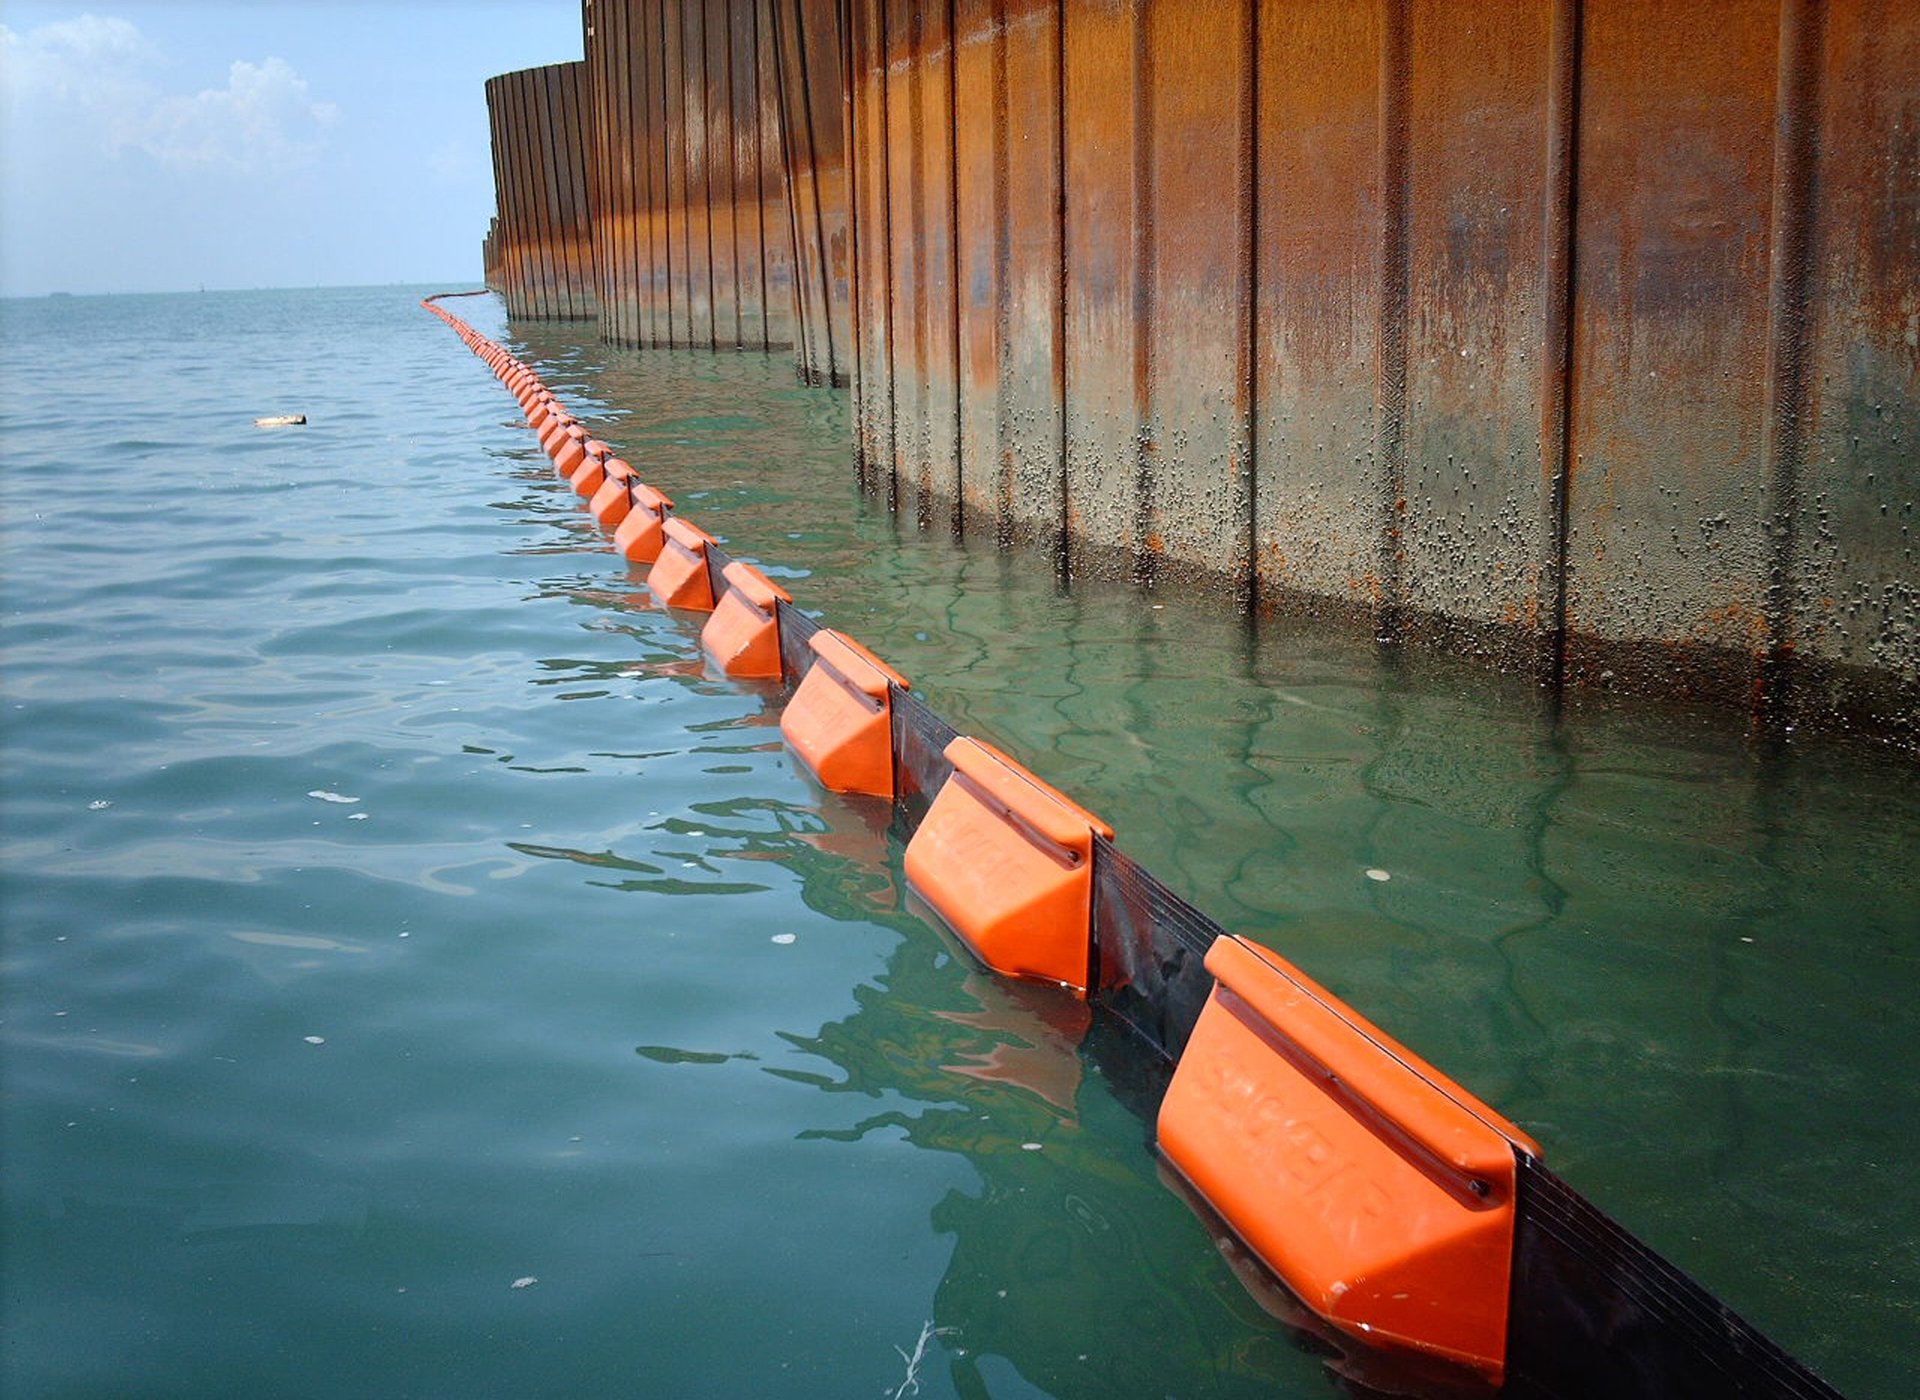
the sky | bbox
[0,2,582,295]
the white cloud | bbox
[138,57,339,172]
[0,14,337,173]
[0,13,158,142]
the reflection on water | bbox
[510,316,1919,1399]
[0,290,1910,1400]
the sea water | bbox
[1,287,1914,1399]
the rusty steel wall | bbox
[582,0,799,352]
[485,63,600,322]
[844,0,1919,737]
[483,217,503,294]
[768,0,854,383]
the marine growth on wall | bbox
[483,0,1918,747]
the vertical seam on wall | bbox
[780,0,815,373]
[992,0,1012,545]
[1376,0,1412,639]
[620,4,636,345]
[599,7,617,342]
[683,6,698,349]
[1761,0,1824,730]
[724,0,743,351]
[799,2,839,382]
[529,70,556,319]
[1242,0,1259,613]
[573,62,592,320]
[572,63,594,322]
[1054,0,1068,579]
[1542,0,1582,692]
[879,0,900,510]
[770,0,808,366]
[552,66,572,318]
[908,3,929,524]
[659,0,676,347]
[585,6,601,334]
[518,71,535,319]
[948,0,964,536]
[843,0,867,472]
[638,7,651,343]
[753,0,773,354]
[701,6,719,351]
[523,71,543,319]
[1131,0,1155,589]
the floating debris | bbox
[888,1319,955,1399]
[254,414,306,427]
[307,790,360,805]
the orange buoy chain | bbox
[420,296,1848,1400]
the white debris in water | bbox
[770,933,796,945]
[88,799,112,810]
[1365,868,1391,882]
[510,1276,538,1290]
[887,1319,954,1399]
[307,790,360,805]
[303,1035,326,1045]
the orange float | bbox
[1157,935,1538,1382]
[613,483,673,563]
[779,630,908,797]
[645,517,719,612]
[589,460,637,527]
[903,737,1111,991]
[570,441,610,496]
[550,426,590,479]
[540,416,579,459]
[700,562,793,678]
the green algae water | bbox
[2,289,1914,1399]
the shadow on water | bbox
[492,316,1920,1398]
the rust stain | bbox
[493,0,1920,738]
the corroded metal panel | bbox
[1251,0,1386,611]
[1399,1,1556,648]
[644,0,672,344]
[770,0,852,381]
[580,0,796,351]
[917,0,962,527]
[952,0,1001,527]
[849,0,896,488]
[1795,0,1919,737]
[1563,0,1780,704]
[1143,0,1253,593]
[497,0,1917,738]
[486,63,599,322]
[1000,0,1066,553]
[736,0,773,349]
[885,0,927,498]
[1061,0,1145,577]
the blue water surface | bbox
[1,287,1914,1400]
